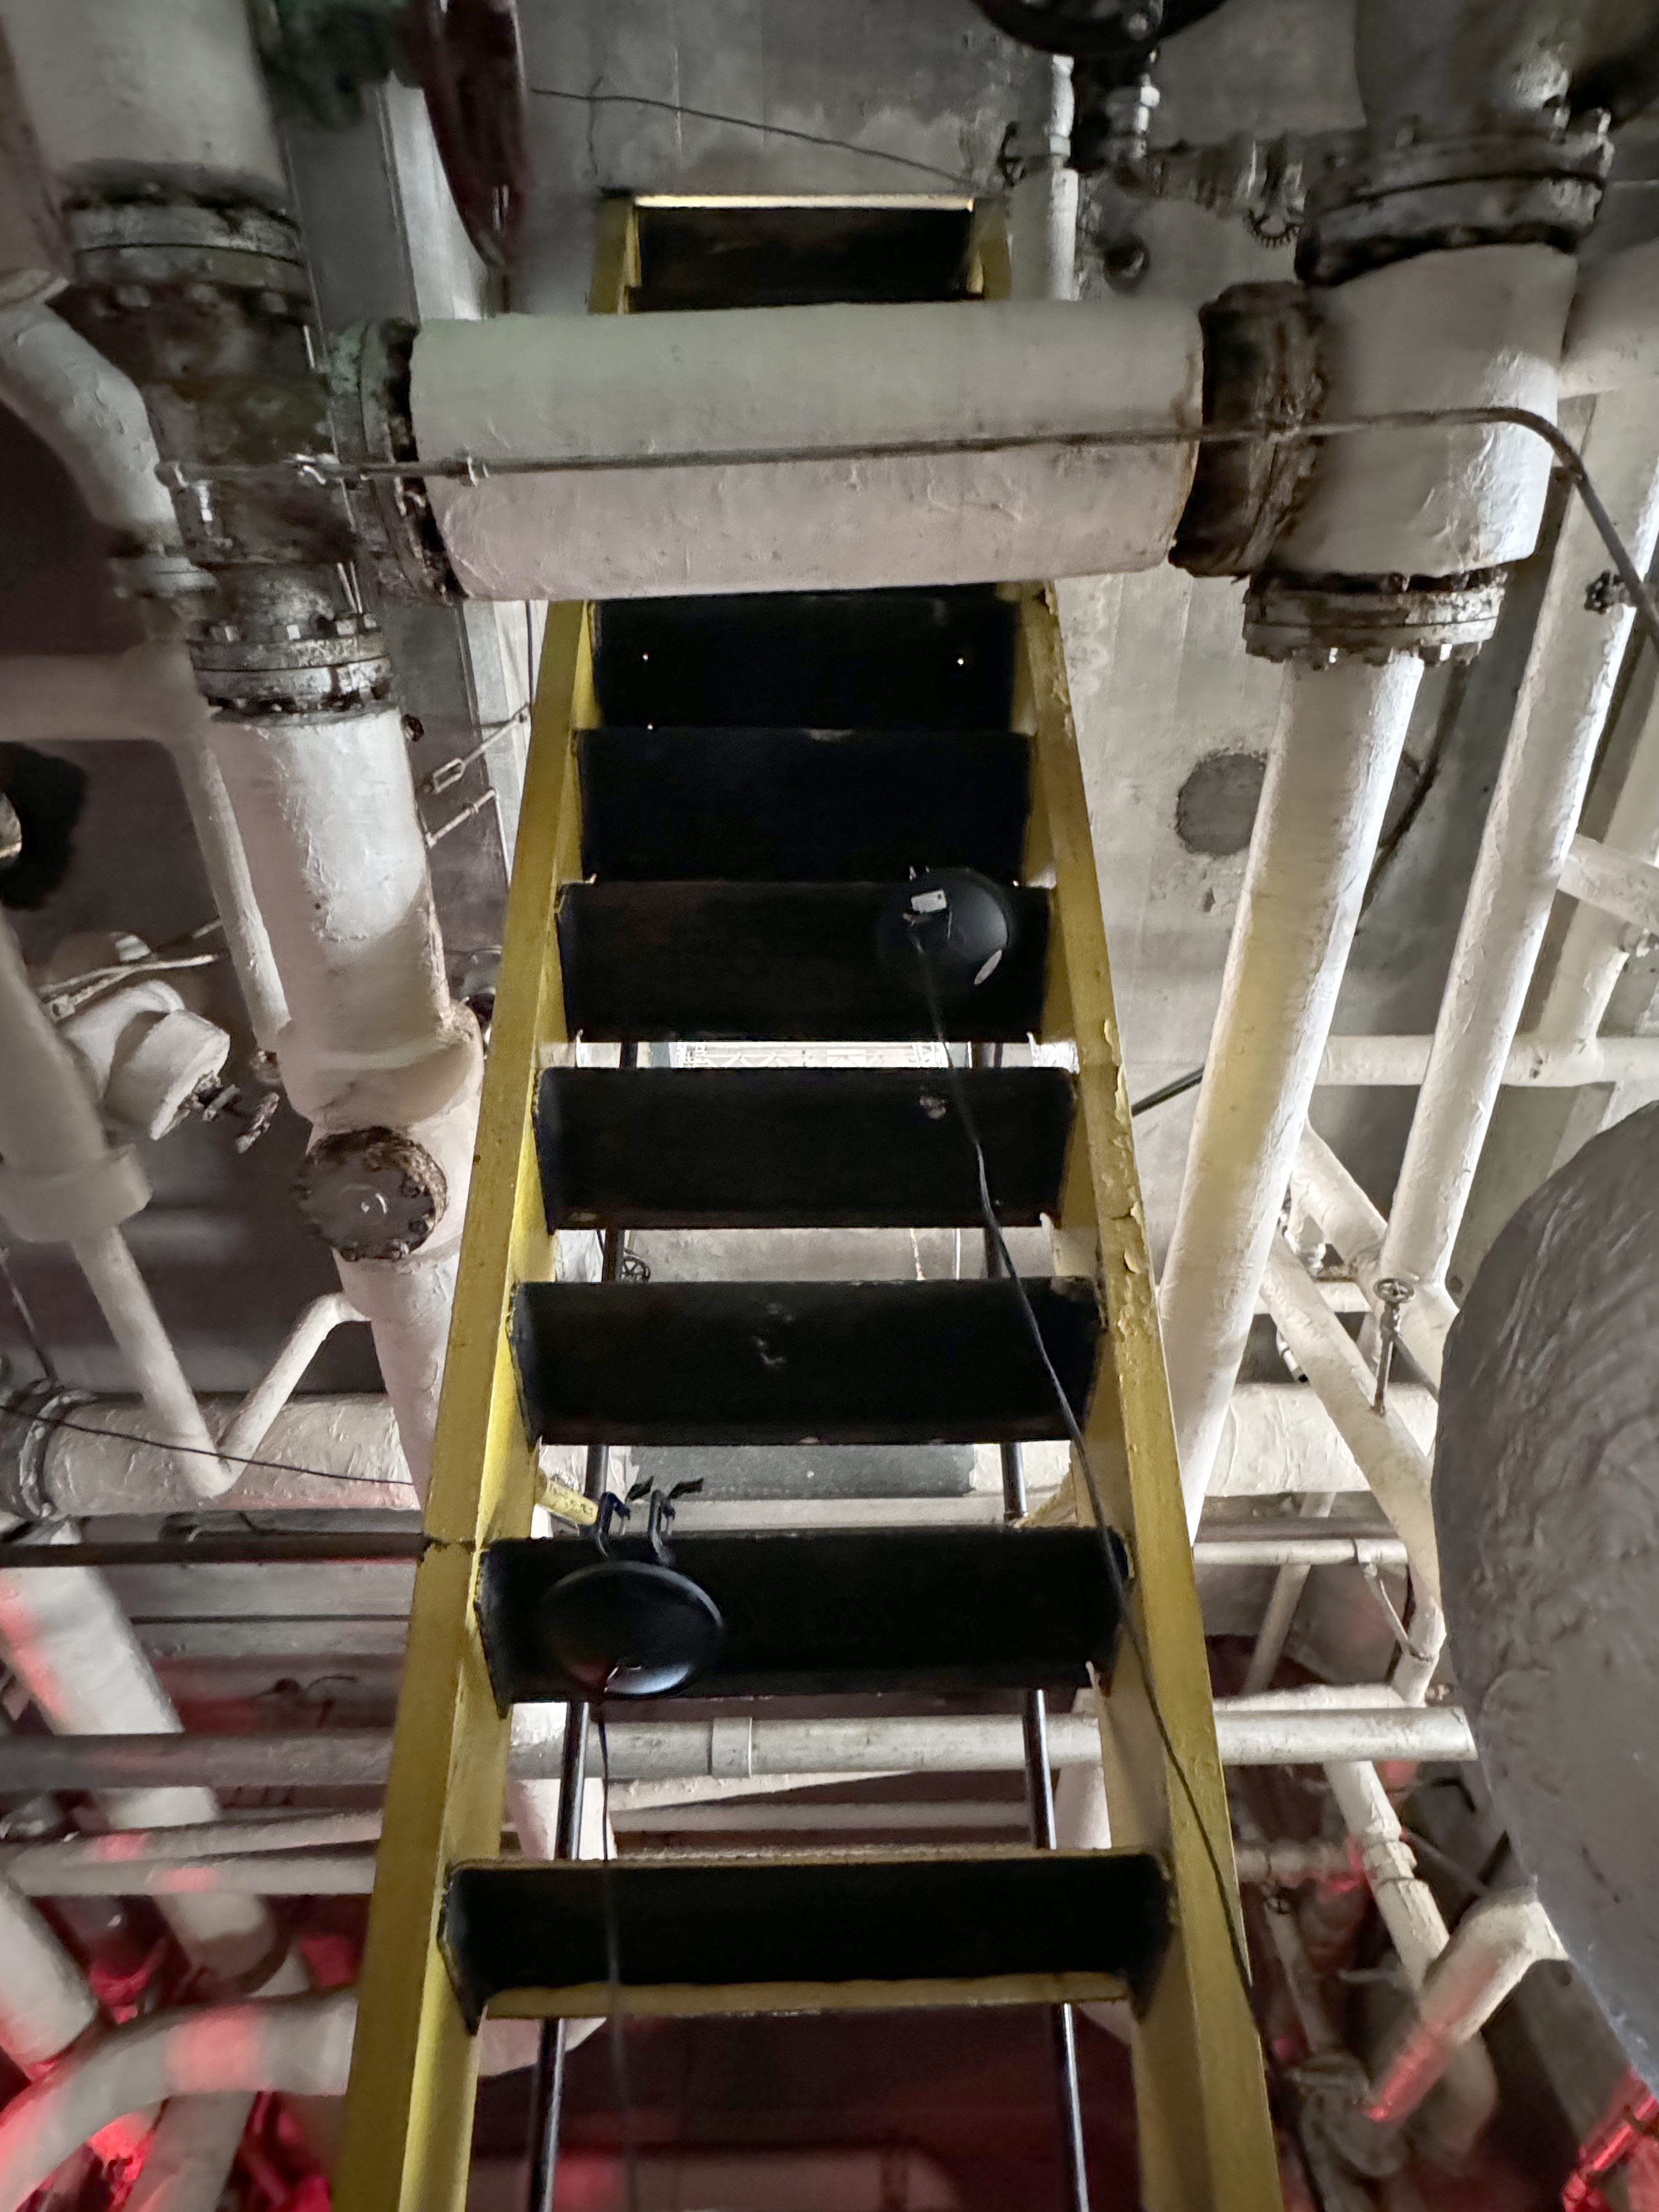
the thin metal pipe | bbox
[0,1705,1478,1792]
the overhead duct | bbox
[1436,1099,1659,2092]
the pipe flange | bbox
[1298,120,1611,287]
[67,201,310,307]
[1245,570,1507,666]
[327,321,460,605]
[191,622,393,717]
[0,1384,92,1520]
[1172,282,1325,580]
[295,1127,448,1262]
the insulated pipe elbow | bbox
[0,290,181,551]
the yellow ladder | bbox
[333,558,1282,2210]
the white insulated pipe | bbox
[1327,1759,1500,2161]
[1365,1887,1565,2133]
[0,1873,98,2071]
[0,1989,538,2212]
[409,299,1202,601]
[33,1394,412,1516]
[202,709,481,1489]
[1159,654,1425,1526]
[0,0,287,203]
[1561,237,1659,399]
[0,1546,277,1981]
[1378,388,1659,1302]
[1260,1235,1440,1602]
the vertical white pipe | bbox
[0,1552,276,1981]
[1160,653,1425,1525]
[164,733,288,1053]
[68,1231,227,1491]
[1009,60,1077,303]
[1379,389,1659,1296]
[1536,672,1659,1045]
[123,2097,254,2212]
[1259,1236,1439,1601]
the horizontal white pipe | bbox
[1558,832,1659,938]
[1318,1030,1659,1087]
[1161,654,1425,1530]
[1561,236,1659,397]
[1379,387,1659,1302]
[0,1704,1476,1793]
[0,1989,534,2212]
[0,1813,382,1874]
[412,299,1202,599]
[3,1854,378,1899]
[1260,1237,1440,1602]
[1195,1525,1407,1569]
[1366,1886,1564,2130]
[1290,1128,1459,1386]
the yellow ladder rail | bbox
[335,602,595,2212]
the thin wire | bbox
[0,1399,409,1492]
[529,84,984,193]
[592,1714,640,2212]
[920,971,1257,2009]
[0,1248,56,1383]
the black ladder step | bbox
[592,588,1017,731]
[555,882,1050,1041]
[578,726,1031,883]
[537,1066,1075,1230]
[476,1527,1122,1703]
[441,1850,1170,2027]
[509,1278,1099,1445]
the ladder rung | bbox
[440,1850,1170,2028]
[476,1527,1123,1704]
[578,726,1031,882]
[593,587,1017,731]
[509,1277,1099,1445]
[537,1066,1074,1230]
[556,882,1050,1041]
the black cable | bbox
[0,1399,409,1492]
[1130,1066,1203,1118]
[920,975,1257,2011]
[0,1247,57,1383]
[528,84,985,192]
[593,1714,640,2212]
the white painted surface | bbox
[0,0,285,195]
[413,299,1202,599]
[1562,236,1659,398]
[1276,244,1575,578]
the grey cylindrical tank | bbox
[1436,1099,1659,2087]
